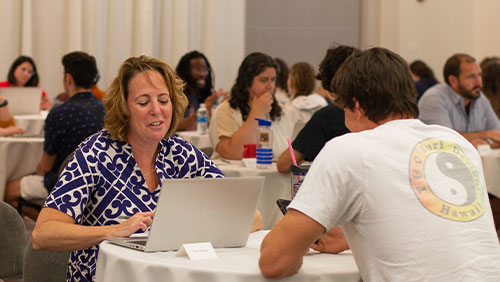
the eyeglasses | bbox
[20,67,35,76]
[192,68,209,75]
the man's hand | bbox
[205,88,228,112]
[461,130,500,148]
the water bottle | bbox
[197,103,208,135]
[255,118,272,169]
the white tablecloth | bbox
[0,137,44,201]
[176,131,211,149]
[214,160,290,229]
[14,110,48,136]
[95,230,360,282]
[479,147,500,198]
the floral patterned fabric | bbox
[44,129,224,281]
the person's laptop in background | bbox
[107,177,264,252]
[0,87,41,115]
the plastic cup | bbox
[243,143,256,158]
[290,165,310,199]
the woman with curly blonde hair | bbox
[32,55,227,281]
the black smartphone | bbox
[276,199,291,215]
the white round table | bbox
[175,131,211,149]
[479,147,500,198]
[95,231,360,282]
[0,137,44,201]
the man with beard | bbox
[418,53,500,147]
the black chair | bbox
[0,201,26,280]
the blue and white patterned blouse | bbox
[44,129,224,282]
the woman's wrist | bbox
[0,99,8,108]
[247,109,264,120]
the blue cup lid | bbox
[255,118,272,126]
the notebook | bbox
[0,87,41,115]
[107,176,264,252]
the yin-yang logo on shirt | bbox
[409,139,485,221]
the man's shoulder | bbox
[419,83,459,106]
[46,97,88,120]
[310,105,346,127]
[314,104,344,118]
[71,92,104,105]
[45,102,70,121]
[421,83,449,97]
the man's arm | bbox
[276,148,305,173]
[259,209,325,278]
[311,226,349,253]
[36,151,56,175]
[460,130,500,148]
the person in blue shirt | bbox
[418,53,500,148]
[5,51,105,220]
[409,59,438,100]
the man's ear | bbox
[65,73,73,85]
[448,75,458,89]
[353,100,365,120]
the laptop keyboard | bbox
[132,240,147,246]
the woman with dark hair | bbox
[209,52,292,160]
[0,55,52,110]
[409,60,438,100]
[175,50,227,131]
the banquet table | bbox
[95,230,361,282]
[175,130,211,150]
[14,110,48,137]
[479,147,500,198]
[214,159,290,229]
[0,137,44,201]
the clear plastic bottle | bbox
[197,103,208,135]
[255,118,273,169]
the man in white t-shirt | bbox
[259,47,500,281]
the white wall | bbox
[362,0,500,82]
[246,0,360,71]
[3,0,500,100]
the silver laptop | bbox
[107,177,264,252]
[0,87,41,115]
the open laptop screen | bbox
[108,176,264,252]
[0,87,42,115]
